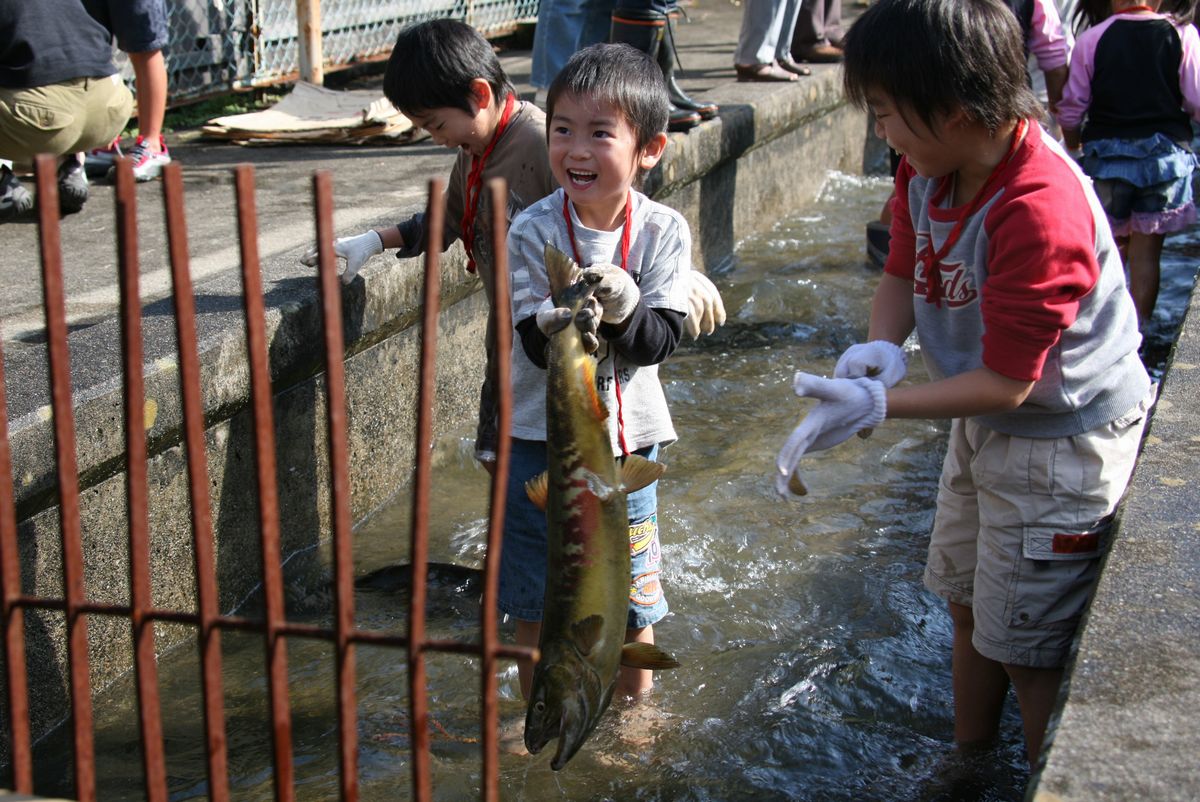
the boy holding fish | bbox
[503,43,689,761]
[774,0,1154,770]
[302,19,725,472]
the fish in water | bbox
[522,244,680,770]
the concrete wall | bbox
[2,71,869,742]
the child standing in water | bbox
[301,19,556,469]
[778,0,1154,770]
[504,43,691,701]
[1058,0,1200,328]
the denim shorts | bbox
[1081,134,1198,237]
[83,0,169,52]
[923,391,1152,668]
[499,438,669,629]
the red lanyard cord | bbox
[461,93,515,274]
[922,118,1027,307]
[562,191,634,455]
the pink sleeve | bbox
[1178,21,1200,121]
[883,161,917,282]
[1057,26,1101,130]
[1029,0,1071,71]
[979,169,1099,381]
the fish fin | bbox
[581,469,618,502]
[620,642,681,670]
[524,472,549,511]
[620,454,666,494]
[545,243,582,299]
[571,615,606,656]
[575,358,607,422]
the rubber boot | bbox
[610,8,702,132]
[660,10,718,120]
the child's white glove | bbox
[775,372,887,498]
[582,264,640,324]
[535,296,601,353]
[300,230,383,284]
[685,271,727,339]
[833,340,907,387]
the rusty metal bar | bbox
[480,178,513,802]
[234,163,295,802]
[162,161,233,802]
[0,321,33,794]
[409,177,444,802]
[311,170,359,801]
[113,157,169,802]
[34,153,98,802]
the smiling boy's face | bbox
[405,79,496,156]
[867,90,959,179]
[548,92,666,231]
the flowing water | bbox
[31,171,1197,801]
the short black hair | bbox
[842,0,1043,136]
[382,19,514,116]
[546,43,669,151]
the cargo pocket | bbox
[9,98,74,135]
[1005,521,1109,630]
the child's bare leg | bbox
[1004,663,1065,768]
[947,602,1009,747]
[128,50,168,149]
[617,625,654,697]
[1126,231,1165,327]
[515,618,541,700]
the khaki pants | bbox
[0,74,132,164]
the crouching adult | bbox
[0,0,133,222]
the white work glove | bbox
[535,296,601,353]
[300,230,383,285]
[685,271,727,339]
[833,340,907,387]
[775,373,887,498]
[582,264,640,324]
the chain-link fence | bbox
[114,0,539,106]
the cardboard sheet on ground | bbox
[201,81,426,145]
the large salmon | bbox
[522,244,679,770]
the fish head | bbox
[523,658,599,770]
[544,244,596,316]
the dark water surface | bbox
[34,172,1197,801]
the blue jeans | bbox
[499,438,669,628]
[530,0,614,89]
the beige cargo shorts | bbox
[0,74,132,163]
[923,392,1152,668]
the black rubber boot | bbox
[659,10,718,120]
[610,8,702,132]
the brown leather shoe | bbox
[794,43,844,63]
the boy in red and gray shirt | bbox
[775,0,1153,770]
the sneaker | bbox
[0,165,34,222]
[57,156,89,215]
[109,135,171,182]
[84,138,122,179]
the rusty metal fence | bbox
[0,155,531,800]
[118,0,539,106]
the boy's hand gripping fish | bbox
[522,245,680,770]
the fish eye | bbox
[533,700,546,713]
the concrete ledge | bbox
[1033,281,1200,799]
[2,68,868,739]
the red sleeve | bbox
[883,159,917,280]
[979,156,1100,381]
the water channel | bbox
[32,170,1197,800]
